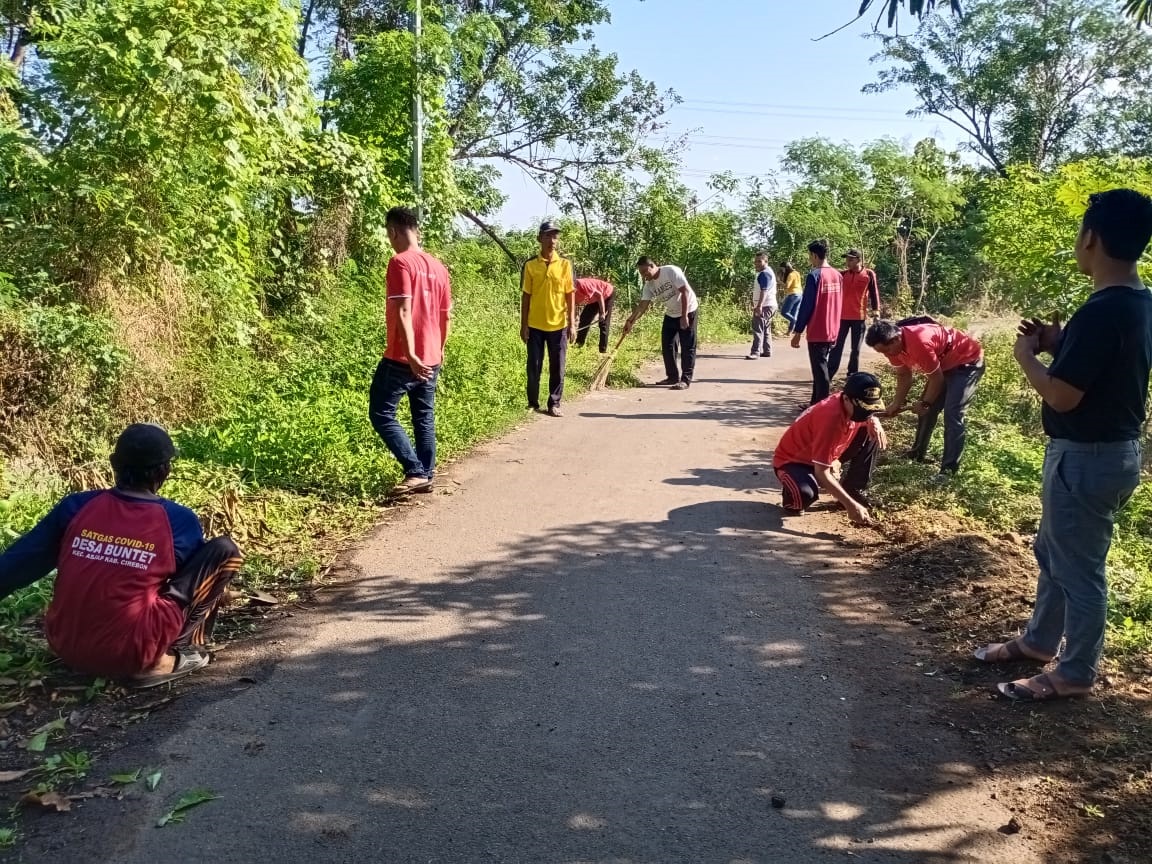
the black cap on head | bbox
[843,248,862,259]
[111,423,177,472]
[538,221,561,235]
[843,372,885,413]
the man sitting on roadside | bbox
[866,317,984,481]
[0,424,241,688]
[772,372,888,526]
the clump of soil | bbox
[875,507,1152,864]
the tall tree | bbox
[850,0,1151,28]
[866,0,1152,174]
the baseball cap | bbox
[110,423,178,472]
[843,372,885,413]
[538,221,561,235]
[843,248,862,259]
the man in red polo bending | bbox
[866,318,984,480]
[0,424,241,688]
[773,372,888,526]
[574,275,616,353]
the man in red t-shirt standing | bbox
[773,372,888,526]
[866,318,984,479]
[790,239,844,405]
[828,249,880,380]
[369,207,453,495]
[573,276,616,353]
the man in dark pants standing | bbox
[624,257,700,390]
[574,276,615,353]
[828,249,879,380]
[975,188,1152,703]
[867,318,983,480]
[773,372,888,526]
[520,221,576,417]
[790,240,843,405]
[369,206,453,494]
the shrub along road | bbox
[17,347,1042,864]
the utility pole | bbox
[412,0,424,217]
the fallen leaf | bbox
[245,591,278,607]
[22,791,71,812]
[110,770,141,785]
[0,769,31,783]
[145,770,162,791]
[0,701,25,712]
[33,717,67,735]
[25,731,49,752]
[156,788,218,827]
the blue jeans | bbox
[1022,439,1141,686]
[780,294,802,332]
[369,358,439,479]
[910,362,984,472]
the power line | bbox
[671,105,929,123]
[680,97,912,117]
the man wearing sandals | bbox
[976,188,1152,703]
[772,372,888,527]
[0,424,241,688]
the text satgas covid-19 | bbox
[70,536,158,570]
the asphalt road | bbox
[18,344,1041,864]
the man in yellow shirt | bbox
[520,221,576,417]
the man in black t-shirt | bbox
[974,188,1152,702]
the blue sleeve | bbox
[162,501,205,568]
[0,492,98,603]
[794,271,819,335]
[757,272,769,291]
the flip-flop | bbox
[973,639,1053,665]
[996,672,1089,703]
[128,650,210,690]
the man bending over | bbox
[0,424,241,688]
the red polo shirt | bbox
[773,395,867,469]
[889,324,983,374]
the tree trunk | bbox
[298,0,319,58]
[894,235,911,311]
[462,210,518,266]
[916,227,942,310]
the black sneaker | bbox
[653,377,678,386]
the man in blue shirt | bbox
[975,189,1152,702]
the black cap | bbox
[843,248,862,259]
[110,423,177,472]
[843,372,885,413]
[538,221,561,235]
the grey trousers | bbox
[750,310,776,356]
[910,362,984,472]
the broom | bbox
[590,331,628,390]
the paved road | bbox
[21,346,1041,864]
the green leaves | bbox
[156,788,219,827]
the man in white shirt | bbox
[623,256,701,390]
[748,251,778,359]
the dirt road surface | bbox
[17,346,1043,864]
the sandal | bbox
[996,672,1091,703]
[973,638,1053,665]
[128,650,210,690]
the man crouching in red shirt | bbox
[0,424,241,688]
[773,373,888,526]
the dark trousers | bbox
[807,341,834,405]
[162,537,243,650]
[369,358,439,479]
[910,362,984,472]
[576,294,615,352]
[775,428,877,512]
[527,327,568,409]
[661,311,698,383]
[828,319,865,379]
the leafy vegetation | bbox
[873,334,1152,656]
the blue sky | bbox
[493,0,965,227]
